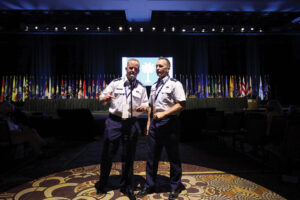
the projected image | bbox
[122,57,173,86]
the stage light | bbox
[163,27,166,32]
[201,28,205,32]
[140,27,144,32]
[108,26,111,32]
[129,27,133,32]
[241,27,245,32]
[35,26,38,30]
[172,26,175,32]
[251,27,254,31]
[212,28,215,32]
[119,26,123,31]
[182,29,186,32]
[221,27,224,32]
[25,26,28,32]
[192,27,196,32]
[152,27,156,31]
[63,26,67,31]
[97,27,100,31]
[75,27,78,31]
[86,27,90,31]
[259,28,263,32]
[55,27,58,31]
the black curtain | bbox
[1,33,299,104]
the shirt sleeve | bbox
[100,81,114,98]
[173,81,186,102]
[141,87,149,105]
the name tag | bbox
[122,104,129,119]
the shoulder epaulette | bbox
[170,78,178,82]
[112,77,122,82]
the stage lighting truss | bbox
[21,24,264,34]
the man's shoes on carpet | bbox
[120,188,136,200]
[95,182,106,195]
[135,187,154,198]
[168,189,182,200]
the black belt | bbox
[109,114,137,122]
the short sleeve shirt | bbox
[149,75,186,113]
[100,76,148,117]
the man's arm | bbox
[153,101,186,120]
[145,104,153,135]
[99,92,113,105]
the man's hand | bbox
[153,111,166,120]
[136,105,148,112]
[102,92,114,103]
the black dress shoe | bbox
[135,187,154,198]
[96,187,106,195]
[120,188,136,200]
[95,182,106,195]
[168,190,181,200]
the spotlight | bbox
[163,27,166,32]
[251,27,254,31]
[152,27,156,31]
[221,27,224,32]
[201,28,205,32]
[182,29,186,32]
[97,27,100,31]
[86,27,90,31]
[25,26,28,32]
[172,26,175,32]
[259,28,263,32]
[129,27,133,32]
[192,27,196,32]
[63,26,67,31]
[241,27,245,32]
[119,26,123,31]
[75,27,78,31]
[108,26,111,32]
[35,26,38,30]
[140,27,144,32]
[55,27,58,31]
[212,28,215,32]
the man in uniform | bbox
[136,57,186,200]
[95,58,148,200]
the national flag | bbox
[263,75,269,100]
[225,75,228,98]
[56,76,60,99]
[241,76,245,97]
[206,75,210,98]
[22,75,28,101]
[83,78,87,99]
[78,77,82,99]
[0,76,5,102]
[238,75,242,97]
[259,75,264,100]
[185,75,189,97]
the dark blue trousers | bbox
[144,116,182,191]
[99,114,139,190]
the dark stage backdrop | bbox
[0,34,299,104]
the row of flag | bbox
[0,73,270,102]
[175,74,270,100]
[0,74,119,102]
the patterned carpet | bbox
[0,161,286,200]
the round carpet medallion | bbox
[0,161,286,200]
